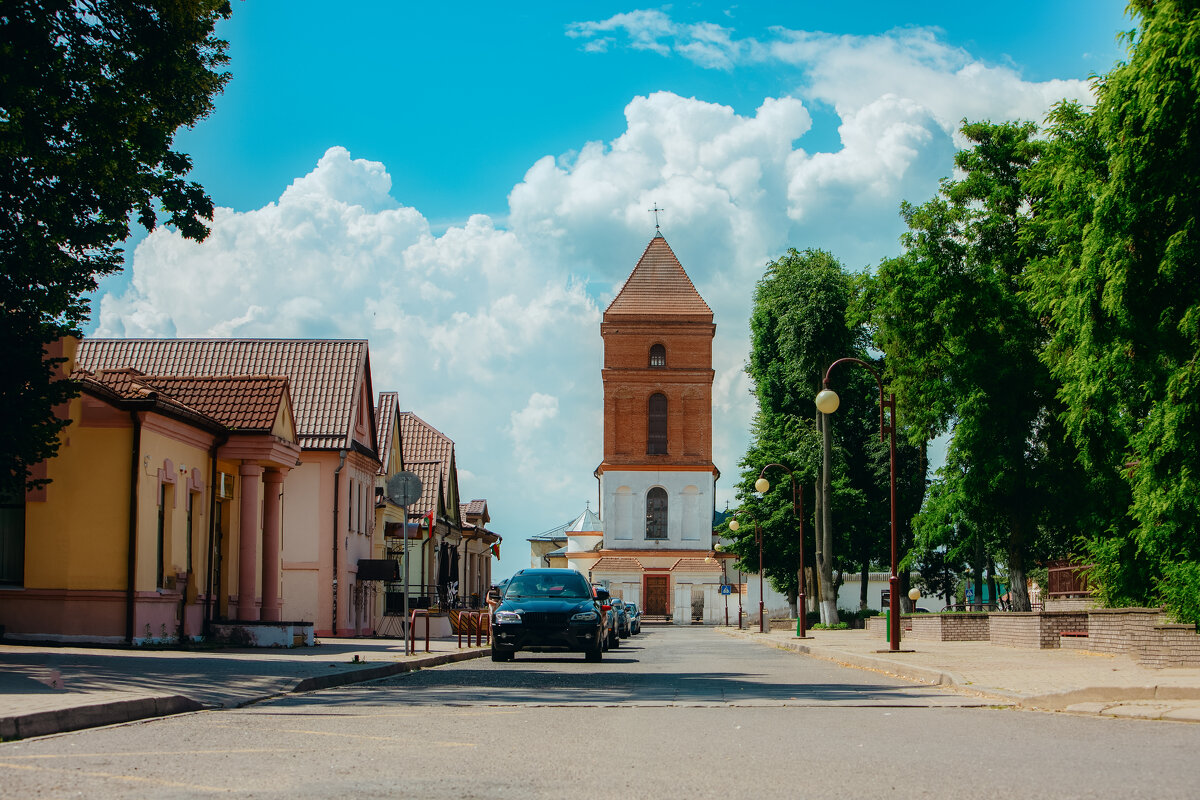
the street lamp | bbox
[908,586,921,612]
[816,357,902,651]
[755,464,810,639]
[728,514,766,633]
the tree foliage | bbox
[1027,0,1200,624]
[861,121,1092,611]
[1,0,232,495]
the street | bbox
[1,627,1198,798]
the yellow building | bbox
[0,339,301,644]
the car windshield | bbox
[504,574,591,599]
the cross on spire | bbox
[649,202,664,232]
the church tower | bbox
[582,233,722,622]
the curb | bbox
[1,695,203,741]
[0,647,490,742]
[1019,685,1200,711]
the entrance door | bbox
[644,574,670,616]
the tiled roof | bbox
[404,459,443,519]
[604,234,712,321]
[375,391,399,475]
[76,339,373,452]
[136,375,290,434]
[76,368,222,430]
[671,558,722,573]
[591,557,644,572]
[465,499,487,517]
[398,411,456,519]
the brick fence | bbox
[988,611,1089,649]
[908,612,990,642]
[1084,608,1200,667]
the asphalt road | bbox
[2,627,1198,799]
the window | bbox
[0,491,24,586]
[649,344,666,368]
[648,393,668,454]
[645,488,668,539]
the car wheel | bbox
[611,631,620,648]
[585,642,603,662]
[491,647,514,662]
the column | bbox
[260,468,287,621]
[237,462,263,620]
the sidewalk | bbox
[719,625,1200,722]
[0,636,488,741]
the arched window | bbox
[645,487,668,539]
[649,343,666,368]
[647,393,667,454]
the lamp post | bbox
[815,357,902,651]
[709,550,729,627]
[728,514,766,633]
[754,464,809,638]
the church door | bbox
[644,574,670,617]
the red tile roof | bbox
[76,339,373,452]
[604,235,712,321]
[671,558,722,573]
[591,557,644,572]
[375,391,399,475]
[403,459,443,519]
[136,375,291,434]
[398,411,457,520]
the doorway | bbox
[644,574,670,617]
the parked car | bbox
[609,598,631,639]
[491,568,607,662]
[625,601,642,635]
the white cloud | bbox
[98,14,1091,575]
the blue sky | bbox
[89,1,1131,580]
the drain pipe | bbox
[202,432,230,639]
[126,410,143,645]
[332,450,348,636]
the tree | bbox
[1,1,232,496]
[863,121,1089,611]
[736,248,900,625]
[1027,0,1200,625]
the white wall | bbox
[600,469,715,549]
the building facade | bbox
[566,234,729,622]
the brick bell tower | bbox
[595,233,718,552]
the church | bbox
[558,232,729,623]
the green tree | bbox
[1,0,232,496]
[736,248,906,624]
[864,121,1088,611]
[1027,0,1200,625]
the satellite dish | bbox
[386,471,422,507]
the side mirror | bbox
[594,588,610,602]
[486,588,501,602]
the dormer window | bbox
[649,344,666,368]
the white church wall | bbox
[601,469,715,548]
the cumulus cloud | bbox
[98,14,1093,567]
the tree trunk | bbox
[859,561,869,611]
[819,412,839,625]
[787,588,797,619]
[986,559,998,611]
[1007,517,1031,612]
[973,528,984,612]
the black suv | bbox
[491,568,608,662]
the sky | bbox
[86,1,1132,581]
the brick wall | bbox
[1084,608,1200,667]
[989,611,1089,649]
[908,613,990,641]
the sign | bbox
[719,584,733,595]
[386,471,422,506]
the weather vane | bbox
[649,202,664,232]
